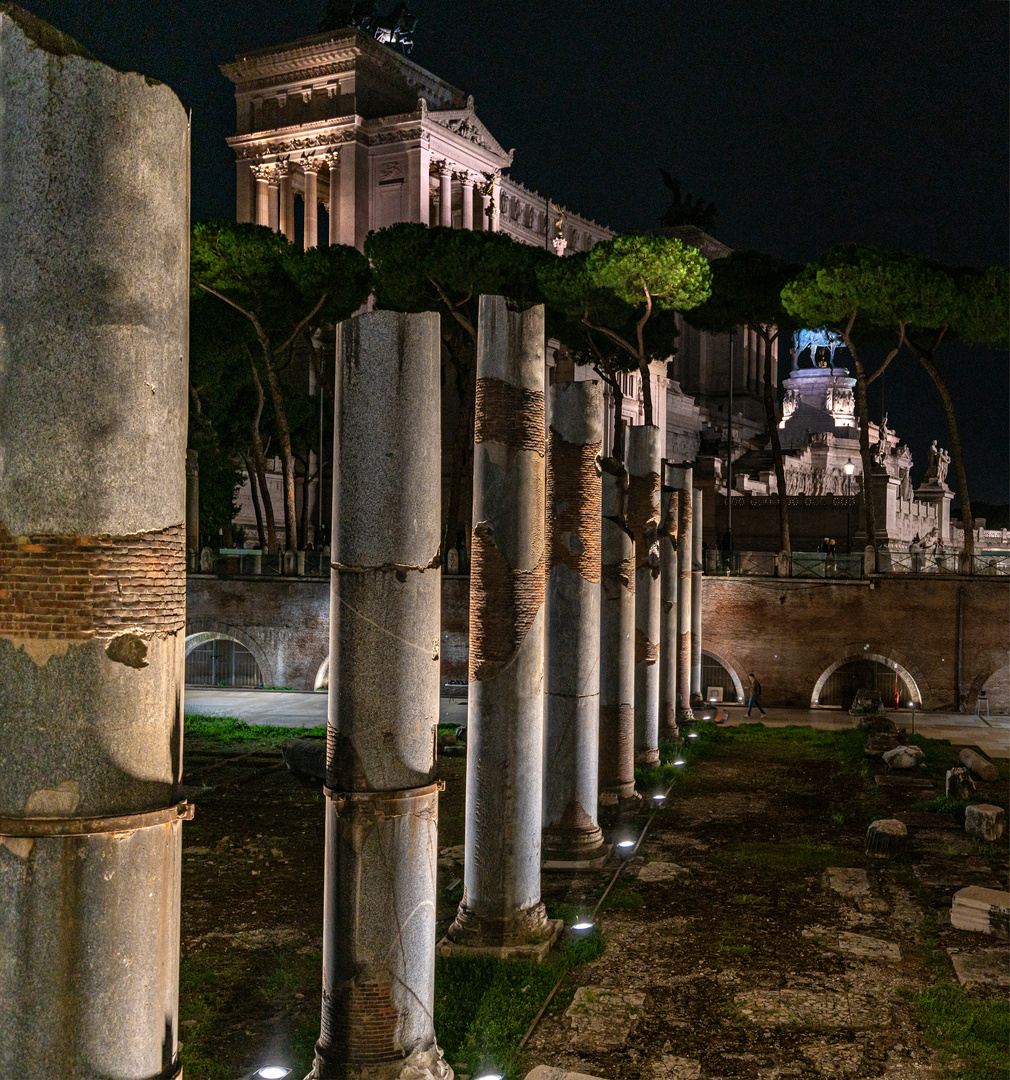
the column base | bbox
[443,900,562,957]
[541,819,609,869]
[677,707,695,723]
[659,703,679,740]
[634,748,660,766]
[310,1038,454,1080]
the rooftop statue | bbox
[319,0,417,51]
[792,327,847,368]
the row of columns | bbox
[251,155,337,249]
[432,158,498,232]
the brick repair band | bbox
[547,429,602,583]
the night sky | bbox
[22,0,1010,503]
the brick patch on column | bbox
[0,522,185,640]
[322,979,401,1063]
[547,429,602,582]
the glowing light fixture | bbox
[475,1072,504,1080]
[570,920,595,937]
[673,759,686,766]
[687,732,698,739]
[617,839,636,857]
[844,458,855,476]
[256,1069,292,1080]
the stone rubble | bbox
[882,745,925,769]
[964,803,1006,842]
[950,886,1010,939]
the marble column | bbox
[252,163,272,226]
[303,158,323,250]
[490,175,500,232]
[313,311,448,1080]
[691,487,704,703]
[277,162,295,242]
[267,169,280,233]
[325,152,339,245]
[0,10,189,1078]
[481,191,492,231]
[598,458,636,800]
[459,171,475,230]
[667,465,694,722]
[627,426,662,766]
[658,487,680,739]
[542,380,606,866]
[448,295,555,949]
[438,160,453,228]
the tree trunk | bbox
[262,352,299,551]
[912,346,973,558]
[759,328,791,556]
[242,451,266,552]
[248,360,278,554]
[638,360,654,427]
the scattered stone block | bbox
[637,860,690,882]
[948,947,1010,988]
[836,931,901,960]
[964,804,1006,843]
[823,867,870,899]
[882,745,925,769]
[874,773,934,789]
[566,986,645,1050]
[734,988,885,1029]
[864,732,899,757]
[951,886,1010,940]
[945,767,975,800]
[864,819,907,858]
[959,748,998,783]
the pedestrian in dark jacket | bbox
[746,673,766,717]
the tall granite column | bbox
[542,380,606,865]
[667,465,694,722]
[314,311,449,1080]
[627,426,662,766]
[186,448,200,571]
[448,295,555,948]
[598,459,636,800]
[658,487,680,739]
[0,10,190,1079]
[691,487,704,703]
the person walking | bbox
[746,672,766,717]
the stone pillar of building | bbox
[303,158,323,250]
[186,448,200,571]
[459,171,475,230]
[252,162,272,226]
[325,152,340,245]
[490,175,501,232]
[447,295,557,949]
[667,465,694,721]
[438,160,453,228]
[598,458,636,800]
[658,487,680,738]
[542,380,606,866]
[267,168,280,232]
[336,140,358,247]
[277,161,295,242]
[313,311,448,1080]
[691,487,704,703]
[627,426,662,766]
[0,11,190,1078]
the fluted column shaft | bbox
[460,174,475,230]
[438,162,453,228]
[253,163,272,226]
[303,160,322,250]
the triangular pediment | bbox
[425,97,513,164]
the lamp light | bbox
[673,759,686,766]
[616,839,636,857]
[570,920,595,937]
[687,732,698,739]
[255,1068,292,1080]
[844,458,855,476]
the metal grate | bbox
[819,658,912,710]
[185,638,262,687]
[702,652,739,702]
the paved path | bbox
[186,689,1008,758]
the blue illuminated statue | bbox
[793,327,847,368]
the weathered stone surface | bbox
[734,988,885,1029]
[566,986,645,1050]
[874,773,934,789]
[959,747,998,782]
[864,732,900,757]
[823,867,870,899]
[802,926,901,959]
[964,803,1005,842]
[525,1067,609,1080]
[864,819,907,858]
[945,766,976,800]
[648,1055,701,1080]
[951,886,1010,940]
[636,860,691,882]
[949,947,1010,988]
[882,745,925,769]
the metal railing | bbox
[701,549,1010,579]
[791,552,863,579]
[190,549,331,578]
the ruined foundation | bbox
[659,488,680,739]
[542,381,606,867]
[447,296,559,950]
[313,312,449,1080]
[0,10,190,1077]
[627,426,663,767]
[667,466,695,723]
[598,459,636,800]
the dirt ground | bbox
[177,721,1009,1080]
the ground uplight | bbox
[687,732,698,739]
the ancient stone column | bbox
[667,465,694,721]
[691,486,704,702]
[627,426,662,766]
[303,159,323,250]
[439,160,453,228]
[0,10,190,1079]
[314,311,448,1080]
[542,380,606,866]
[252,162,272,226]
[658,487,680,738]
[460,171,475,230]
[598,459,636,800]
[325,152,340,245]
[447,295,555,948]
[277,161,295,242]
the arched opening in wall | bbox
[813,655,919,711]
[702,651,742,703]
[185,635,263,688]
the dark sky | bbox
[23,0,1010,503]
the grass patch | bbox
[721,839,854,874]
[914,982,1010,1080]
[598,882,645,911]
[434,934,604,1080]
[185,714,327,748]
[909,795,973,821]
